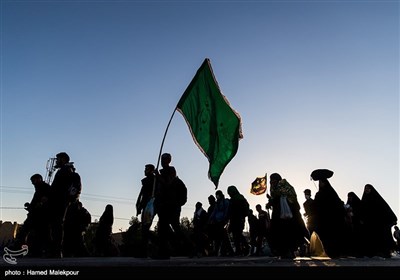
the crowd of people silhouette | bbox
[12,152,399,261]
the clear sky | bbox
[0,0,399,233]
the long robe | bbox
[360,184,397,258]
[269,179,309,258]
[312,179,347,258]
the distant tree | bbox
[120,218,141,257]
[180,217,193,232]
[129,216,139,226]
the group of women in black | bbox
[266,169,397,259]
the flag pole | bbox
[151,59,206,195]
[143,107,178,227]
[156,107,178,170]
[152,107,178,197]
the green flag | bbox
[176,58,243,188]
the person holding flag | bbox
[153,153,189,259]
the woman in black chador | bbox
[94,204,119,257]
[343,191,363,257]
[310,169,347,258]
[360,184,397,258]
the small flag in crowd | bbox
[250,175,267,195]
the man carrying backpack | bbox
[153,153,189,259]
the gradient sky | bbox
[1,0,399,233]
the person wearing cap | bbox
[49,152,80,258]
[303,188,316,236]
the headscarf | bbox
[360,184,397,226]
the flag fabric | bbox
[176,58,243,188]
[250,176,267,195]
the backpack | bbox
[81,206,91,230]
[174,177,187,206]
[241,199,250,217]
[68,172,82,201]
